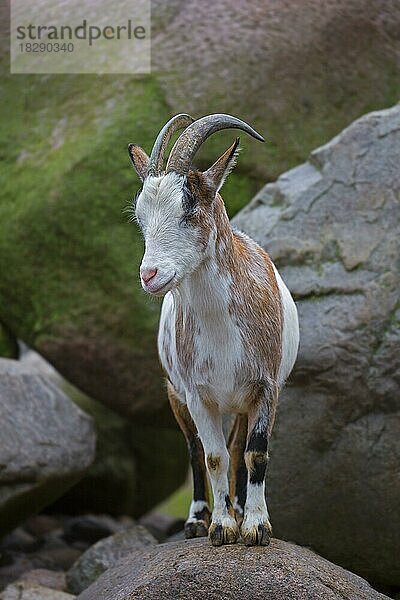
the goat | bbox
[128,114,299,546]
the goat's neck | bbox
[173,197,236,318]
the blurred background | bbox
[0,0,399,597]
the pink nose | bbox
[141,267,158,284]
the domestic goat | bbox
[128,114,299,546]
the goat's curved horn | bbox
[147,114,195,176]
[166,114,264,175]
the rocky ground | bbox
[0,513,396,600]
[0,512,182,598]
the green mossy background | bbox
[0,73,258,416]
[0,323,18,358]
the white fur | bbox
[241,481,271,538]
[186,499,210,524]
[273,265,300,386]
[233,496,243,516]
[187,394,234,529]
[177,262,245,411]
[136,173,205,295]
[159,254,252,414]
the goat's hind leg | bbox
[167,382,211,538]
[228,414,248,526]
[241,389,277,546]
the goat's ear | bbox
[128,144,149,182]
[203,138,240,192]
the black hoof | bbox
[241,521,272,546]
[184,520,209,539]
[209,522,239,546]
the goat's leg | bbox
[167,382,211,538]
[228,414,248,525]
[187,395,239,546]
[241,390,277,546]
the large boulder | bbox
[0,359,96,535]
[0,1,399,422]
[153,0,400,180]
[66,525,156,594]
[77,538,389,600]
[233,105,400,585]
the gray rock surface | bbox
[66,525,156,594]
[0,359,96,535]
[233,105,400,585]
[153,0,400,180]
[18,570,67,593]
[0,582,75,599]
[77,538,389,600]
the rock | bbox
[0,554,50,593]
[62,515,124,546]
[21,350,187,518]
[0,526,81,590]
[77,538,389,600]
[165,530,185,543]
[138,513,184,542]
[19,570,67,593]
[66,525,156,595]
[0,530,40,554]
[232,105,400,585]
[1,1,398,427]
[153,0,400,180]
[0,359,96,536]
[33,547,81,573]
[24,516,61,539]
[0,582,75,599]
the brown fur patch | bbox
[175,304,195,375]
[185,170,216,250]
[214,193,235,253]
[128,144,149,180]
[228,414,248,500]
[247,387,278,439]
[224,494,236,519]
[186,170,215,205]
[206,454,221,472]
[245,450,268,474]
[220,228,283,391]
[204,138,239,189]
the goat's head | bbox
[128,114,264,296]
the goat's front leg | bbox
[241,390,277,546]
[187,395,239,546]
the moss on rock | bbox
[0,323,18,358]
[0,73,255,421]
